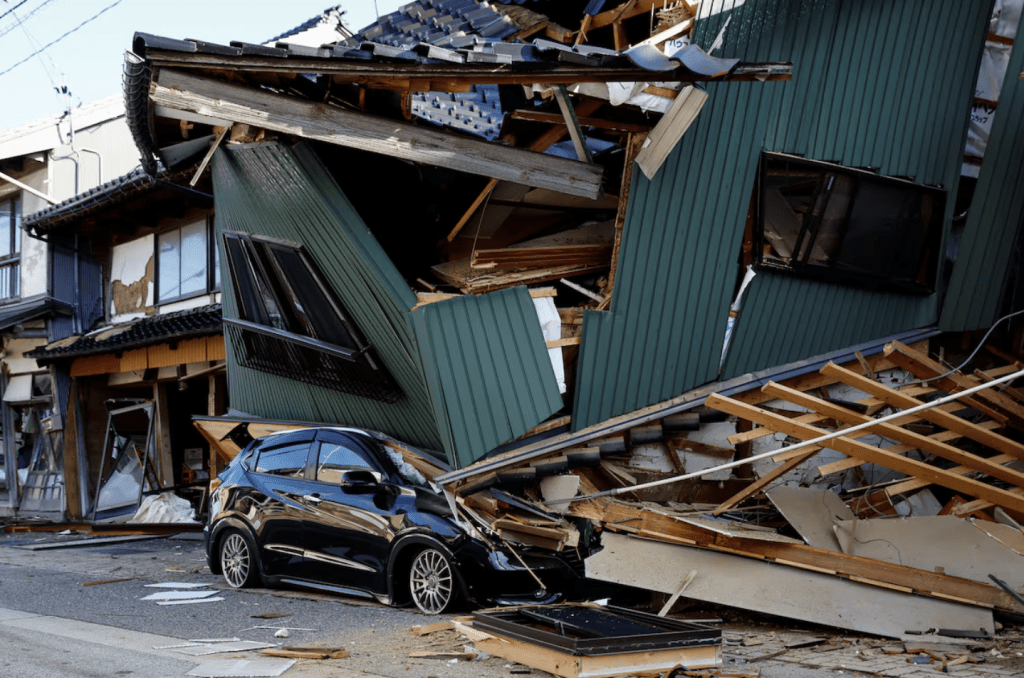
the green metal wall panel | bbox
[411,288,562,469]
[212,141,444,453]
[941,22,1024,332]
[573,0,990,430]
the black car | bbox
[206,426,578,613]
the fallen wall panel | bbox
[586,532,994,638]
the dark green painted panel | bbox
[212,141,443,453]
[411,287,562,469]
[941,22,1024,332]
[573,0,990,430]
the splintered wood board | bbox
[470,629,720,678]
[585,533,994,639]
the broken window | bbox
[222,231,403,403]
[755,153,945,293]
[0,195,21,300]
[157,216,219,303]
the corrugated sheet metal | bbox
[940,22,1024,332]
[212,141,444,454]
[411,288,562,469]
[572,0,990,430]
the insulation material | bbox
[130,492,199,524]
[534,296,566,394]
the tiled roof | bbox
[20,165,197,235]
[27,304,223,363]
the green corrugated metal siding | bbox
[940,23,1024,332]
[572,0,990,430]
[213,141,443,453]
[411,288,562,469]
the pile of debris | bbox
[440,339,1024,638]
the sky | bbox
[0,0,408,132]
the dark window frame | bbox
[0,194,22,302]
[252,440,313,478]
[155,214,220,305]
[222,231,404,403]
[754,152,946,294]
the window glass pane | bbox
[0,199,12,258]
[180,220,207,296]
[13,197,20,256]
[158,229,181,301]
[316,441,373,484]
[254,442,309,477]
[271,247,357,349]
[837,183,927,282]
[213,231,221,290]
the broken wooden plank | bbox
[711,450,821,516]
[763,381,1024,488]
[153,70,604,199]
[603,131,647,307]
[821,362,1024,462]
[546,337,582,349]
[884,341,1024,428]
[635,86,709,179]
[412,621,454,636]
[260,647,349,659]
[704,393,1024,515]
[817,419,1003,477]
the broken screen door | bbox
[91,401,156,521]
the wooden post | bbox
[153,383,174,488]
[61,378,82,520]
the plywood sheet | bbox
[766,486,855,552]
[585,532,993,638]
[833,516,1024,590]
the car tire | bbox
[219,529,260,589]
[409,548,457,614]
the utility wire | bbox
[0,0,31,23]
[0,0,125,79]
[0,0,61,40]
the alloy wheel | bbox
[221,533,251,588]
[410,549,454,614]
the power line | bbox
[0,0,125,79]
[0,0,61,40]
[0,0,31,23]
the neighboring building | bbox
[23,167,226,521]
[0,96,139,519]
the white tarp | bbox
[963,0,1022,177]
[130,491,199,524]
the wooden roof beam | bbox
[151,69,604,199]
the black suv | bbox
[206,426,577,613]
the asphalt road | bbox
[0,529,860,678]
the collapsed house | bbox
[14,0,1021,639]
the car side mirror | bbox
[341,470,380,490]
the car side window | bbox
[316,441,375,484]
[254,442,310,477]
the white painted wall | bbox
[109,234,155,323]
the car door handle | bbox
[302,494,323,504]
